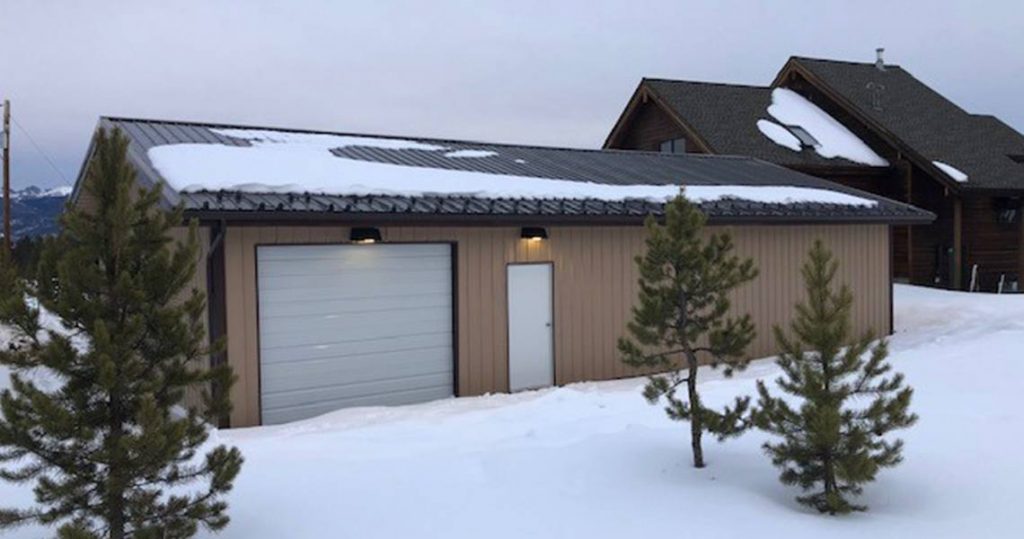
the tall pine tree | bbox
[619,193,758,468]
[753,240,916,514]
[0,128,243,538]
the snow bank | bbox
[146,129,876,206]
[764,88,889,166]
[932,160,968,183]
[3,285,1023,538]
[756,119,801,151]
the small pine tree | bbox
[0,128,243,538]
[753,240,917,514]
[619,193,758,468]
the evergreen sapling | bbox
[753,240,916,514]
[619,193,758,468]
[0,128,243,538]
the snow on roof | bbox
[444,149,498,158]
[756,120,801,152]
[762,88,889,167]
[932,160,969,183]
[145,128,877,207]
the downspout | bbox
[205,219,230,428]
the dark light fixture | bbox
[350,227,382,244]
[520,227,548,241]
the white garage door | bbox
[257,243,454,425]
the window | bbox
[659,138,687,154]
[994,197,1021,227]
[786,125,820,149]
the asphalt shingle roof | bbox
[97,117,932,224]
[643,79,859,167]
[792,57,1024,191]
[638,58,1024,192]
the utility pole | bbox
[2,99,10,261]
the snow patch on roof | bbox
[444,149,498,158]
[212,128,449,152]
[932,160,969,183]
[765,88,889,167]
[756,120,802,152]
[146,130,877,207]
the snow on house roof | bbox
[932,161,969,183]
[92,117,934,224]
[763,88,888,166]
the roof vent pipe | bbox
[875,48,886,71]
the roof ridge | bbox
[790,55,903,69]
[643,77,769,90]
[101,115,758,162]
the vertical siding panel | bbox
[222,223,892,427]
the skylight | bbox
[786,125,820,148]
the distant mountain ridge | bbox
[0,185,70,240]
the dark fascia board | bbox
[770,58,964,194]
[70,118,181,211]
[602,80,649,149]
[602,81,716,154]
[185,209,936,227]
[788,164,895,177]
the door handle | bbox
[545,322,552,327]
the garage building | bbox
[70,118,933,427]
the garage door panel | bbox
[257,243,454,425]
[259,316,450,349]
[258,255,451,276]
[261,348,452,392]
[258,269,450,294]
[260,332,452,365]
[258,243,447,261]
[258,292,451,318]
[262,384,455,425]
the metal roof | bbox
[95,117,933,224]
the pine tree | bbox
[619,193,758,468]
[0,128,243,538]
[753,240,916,514]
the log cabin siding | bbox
[962,195,1023,290]
[220,223,891,427]
[612,99,693,152]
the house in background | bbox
[70,118,930,427]
[605,51,1024,292]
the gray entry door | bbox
[507,263,555,391]
[257,243,454,425]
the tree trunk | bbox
[687,353,704,468]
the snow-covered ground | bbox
[2,285,1022,537]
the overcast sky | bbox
[1,0,1022,189]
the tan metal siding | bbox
[222,224,890,427]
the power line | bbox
[12,116,72,186]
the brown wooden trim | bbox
[888,224,895,335]
[603,82,716,153]
[642,87,716,154]
[788,164,894,177]
[250,239,460,425]
[206,220,230,427]
[953,198,963,289]
[603,82,649,149]
[504,261,557,391]
[450,242,460,397]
